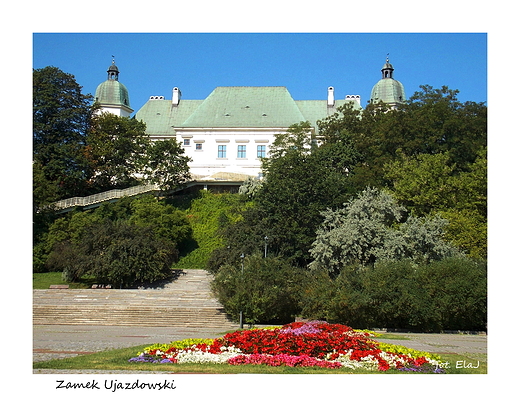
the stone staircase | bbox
[33,269,238,329]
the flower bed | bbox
[129,321,445,373]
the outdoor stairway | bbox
[33,269,238,329]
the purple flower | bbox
[128,355,161,363]
[398,364,446,374]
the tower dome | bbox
[94,58,133,117]
[370,56,406,108]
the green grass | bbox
[33,272,96,289]
[33,344,487,374]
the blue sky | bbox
[33,33,487,112]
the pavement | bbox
[33,324,487,374]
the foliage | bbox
[300,258,486,332]
[384,149,487,258]
[47,219,177,287]
[210,122,358,268]
[317,85,487,190]
[36,195,191,278]
[86,115,193,193]
[33,66,93,205]
[174,191,246,269]
[211,255,304,324]
[238,176,263,200]
[85,112,150,191]
[420,257,487,331]
[309,188,460,276]
[142,138,192,191]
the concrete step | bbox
[33,269,238,328]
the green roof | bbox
[370,78,406,105]
[95,80,131,109]
[179,87,306,128]
[135,99,202,136]
[135,86,362,135]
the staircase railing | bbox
[50,184,160,210]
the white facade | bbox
[171,128,280,180]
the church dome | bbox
[94,59,131,109]
[370,57,405,106]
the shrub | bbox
[299,257,486,332]
[211,254,305,324]
[419,257,486,331]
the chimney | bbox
[327,86,335,107]
[172,87,181,106]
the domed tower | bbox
[370,56,406,108]
[94,58,133,117]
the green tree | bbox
[249,122,358,266]
[38,195,192,274]
[128,194,192,243]
[419,257,487,331]
[142,138,192,191]
[309,188,460,277]
[300,258,487,332]
[316,85,487,191]
[50,220,177,287]
[85,112,151,191]
[33,66,93,205]
[211,255,304,324]
[384,149,487,258]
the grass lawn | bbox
[33,272,95,289]
[33,335,487,374]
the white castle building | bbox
[94,58,405,184]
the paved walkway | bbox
[34,325,230,363]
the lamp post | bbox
[264,236,268,258]
[239,253,245,329]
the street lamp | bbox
[264,236,268,258]
[239,253,245,329]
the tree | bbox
[309,188,461,277]
[142,138,192,191]
[127,194,192,243]
[316,85,487,191]
[38,195,192,274]
[50,220,177,287]
[384,149,487,258]
[85,112,151,191]
[249,122,358,266]
[211,255,304,324]
[33,66,93,205]
[299,257,487,332]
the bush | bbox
[299,257,486,332]
[419,257,487,331]
[211,255,304,325]
[47,220,178,288]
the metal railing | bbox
[51,184,160,210]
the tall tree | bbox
[142,138,192,191]
[384,149,487,258]
[309,188,461,277]
[316,85,487,190]
[85,112,151,191]
[253,122,359,266]
[33,66,93,205]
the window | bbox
[196,143,203,150]
[183,139,190,146]
[237,145,246,158]
[218,145,227,158]
[257,145,266,158]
